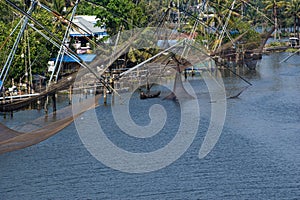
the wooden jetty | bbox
[0,73,76,112]
[0,93,40,102]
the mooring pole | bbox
[2,89,5,104]
[103,86,107,104]
[44,96,48,114]
[110,77,114,105]
[52,93,56,113]
[69,85,72,105]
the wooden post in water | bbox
[111,77,115,105]
[236,51,240,75]
[52,93,56,113]
[103,73,109,105]
[37,99,41,110]
[103,85,107,104]
[2,89,5,104]
[44,95,48,114]
[69,85,72,105]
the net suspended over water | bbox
[0,27,222,154]
[0,28,152,154]
[0,96,99,154]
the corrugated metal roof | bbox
[69,15,108,37]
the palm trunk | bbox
[297,17,300,38]
[294,15,297,35]
[274,6,277,40]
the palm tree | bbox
[285,0,300,37]
[37,0,71,31]
[263,0,285,40]
[207,0,243,50]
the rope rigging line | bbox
[187,39,252,98]
[239,0,274,25]
[91,4,187,92]
[4,0,120,96]
[280,48,300,63]
[51,0,80,84]
[37,1,105,52]
[214,0,236,51]
[0,1,37,89]
[0,17,24,52]
[37,0,171,86]
[34,1,183,98]
[181,0,274,53]
[118,40,184,78]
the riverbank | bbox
[263,38,300,53]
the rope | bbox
[6,0,121,96]
[239,0,274,25]
[280,48,300,63]
[189,40,252,98]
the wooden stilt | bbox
[44,95,48,114]
[103,86,107,104]
[111,76,115,105]
[2,90,5,104]
[69,85,72,105]
[52,93,56,113]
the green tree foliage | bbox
[0,0,70,86]
[191,0,261,50]
[1,0,299,87]
[263,0,285,39]
[91,0,148,35]
[76,0,98,15]
[284,0,300,35]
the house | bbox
[69,15,109,54]
[48,54,97,75]
[48,15,107,75]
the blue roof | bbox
[70,32,109,37]
[51,54,96,63]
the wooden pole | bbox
[69,85,72,105]
[103,85,107,104]
[2,88,5,104]
[44,96,48,119]
[52,93,56,113]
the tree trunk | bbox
[297,17,300,38]
[294,15,297,35]
[274,6,278,40]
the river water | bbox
[0,52,300,199]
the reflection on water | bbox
[0,52,300,199]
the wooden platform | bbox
[0,93,40,102]
[0,73,76,112]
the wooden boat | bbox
[140,91,161,99]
